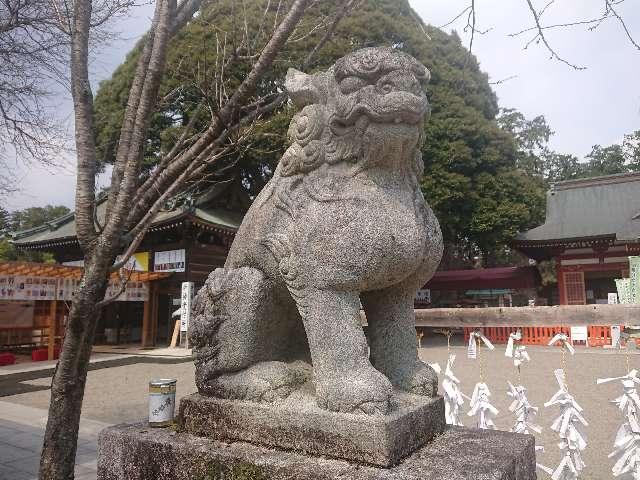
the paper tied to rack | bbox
[441,354,467,426]
[548,450,585,480]
[507,382,542,435]
[548,333,576,355]
[596,369,640,387]
[505,330,522,357]
[514,346,531,368]
[467,330,495,359]
[468,382,498,429]
[597,369,640,479]
[545,369,588,462]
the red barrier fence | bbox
[463,326,619,347]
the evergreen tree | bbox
[93,0,547,268]
[0,205,69,262]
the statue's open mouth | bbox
[332,91,428,132]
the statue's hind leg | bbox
[190,267,311,401]
[293,288,393,415]
[361,286,437,397]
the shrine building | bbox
[5,184,242,353]
[513,172,640,305]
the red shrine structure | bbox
[513,172,640,305]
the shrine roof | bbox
[10,190,242,250]
[513,172,640,254]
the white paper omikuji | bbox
[548,333,576,355]
[467,330,495,359]
[544,369,588,480]
[468,382,498,429]
[597,369,640,479]
[436,354,467,426]
[508,382,542,435]
[505,330,531,368]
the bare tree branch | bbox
[490,74,519,85]
[70,0,99,247]
[95,266,133,307]
[124,0,314,230]
[523,0,587,70]
[605,0,640,51]
[438,5,472,29]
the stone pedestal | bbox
[97,422,536,480]
[178,390,445,467]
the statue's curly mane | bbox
[279,47,429,184]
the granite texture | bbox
[178,390,445,467]
[97,423,537,480]
[190,46,444,416]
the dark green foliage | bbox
[0,205,69,262]
[93,0,547,267]
[9,205,70,232]
[0,206,10,236]
[499,108,640,184]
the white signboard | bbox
[154,249,186,272]
[0,276,58,300]
[0,274,148,302]
[180,282,194,332]
[608,293,619,304]
[105,280,149,302]
[58,278,82,301]
[611,325,621,347]
[570,326,588,343]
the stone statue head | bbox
[281,47,430,178]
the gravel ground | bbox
[3,342,635,479]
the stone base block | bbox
[178,390,444,467]
[97,423,536,480]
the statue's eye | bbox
[339,76,367,94]
[379,82,394,94]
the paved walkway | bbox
[0,353,132,378]
[0,401,107,480]
[0,346,191,378]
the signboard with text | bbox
[154,249,186,272]
[180,282,194,333]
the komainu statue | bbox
[190,47,443,416]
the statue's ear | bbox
[285,68,322,108]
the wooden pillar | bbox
[150,284,158,347]
[556,257,567,305]
[142,290,152,348]
[48,300,57,361]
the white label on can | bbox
[149,392,176,424]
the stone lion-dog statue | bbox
[190,47,443,416]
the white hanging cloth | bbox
[437,354,468,426]
[505,330,521,358]
[505,330,531,368]
[548,333,576,355]
[468,382,498,429]
[544,369,588,480]
[507,382,542,435]
[468,330,495,359]
[597,369,640,479]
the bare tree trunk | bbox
[37,1,337,477]
[39,252,113,479]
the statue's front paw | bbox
[401,361,438,397]
[316,365,393,415]
[199,361,312,402]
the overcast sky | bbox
[6,0,640,210]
